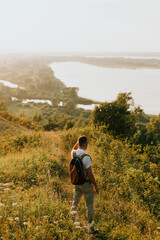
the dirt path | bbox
[45,131,73,199]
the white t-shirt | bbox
[71,148,92,180]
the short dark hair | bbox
[78,136,88,147]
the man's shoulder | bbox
[71,149,91,161]
[74,149,86,157]
[82,154,91,161]
[82,154,92,169]
[71,149,86,158]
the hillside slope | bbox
[0,116,29,136]
[0,127,160,239]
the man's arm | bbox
[71,141,79,157]
[72,141,79,150]
[86,166,99,194]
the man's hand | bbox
[94,185,99,194]
[92,185,99,194]
[86,166,99,194]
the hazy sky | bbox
[0,0,160,53]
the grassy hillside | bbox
[0,116,28,136]
[0,131,79,239]
[0,124,160,239]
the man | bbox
[70,135,99,234]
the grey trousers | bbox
[71,182,94,224]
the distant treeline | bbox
[45,55,160,69]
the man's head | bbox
[78,136,88,149]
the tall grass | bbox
[61,126,160,239]
[0,128,160,239]
[0,132,92,239]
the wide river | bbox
[50,62,160,115]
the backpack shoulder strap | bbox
[79,153,87,159]
[79,154,92,161]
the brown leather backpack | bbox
[69,154,87,185]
